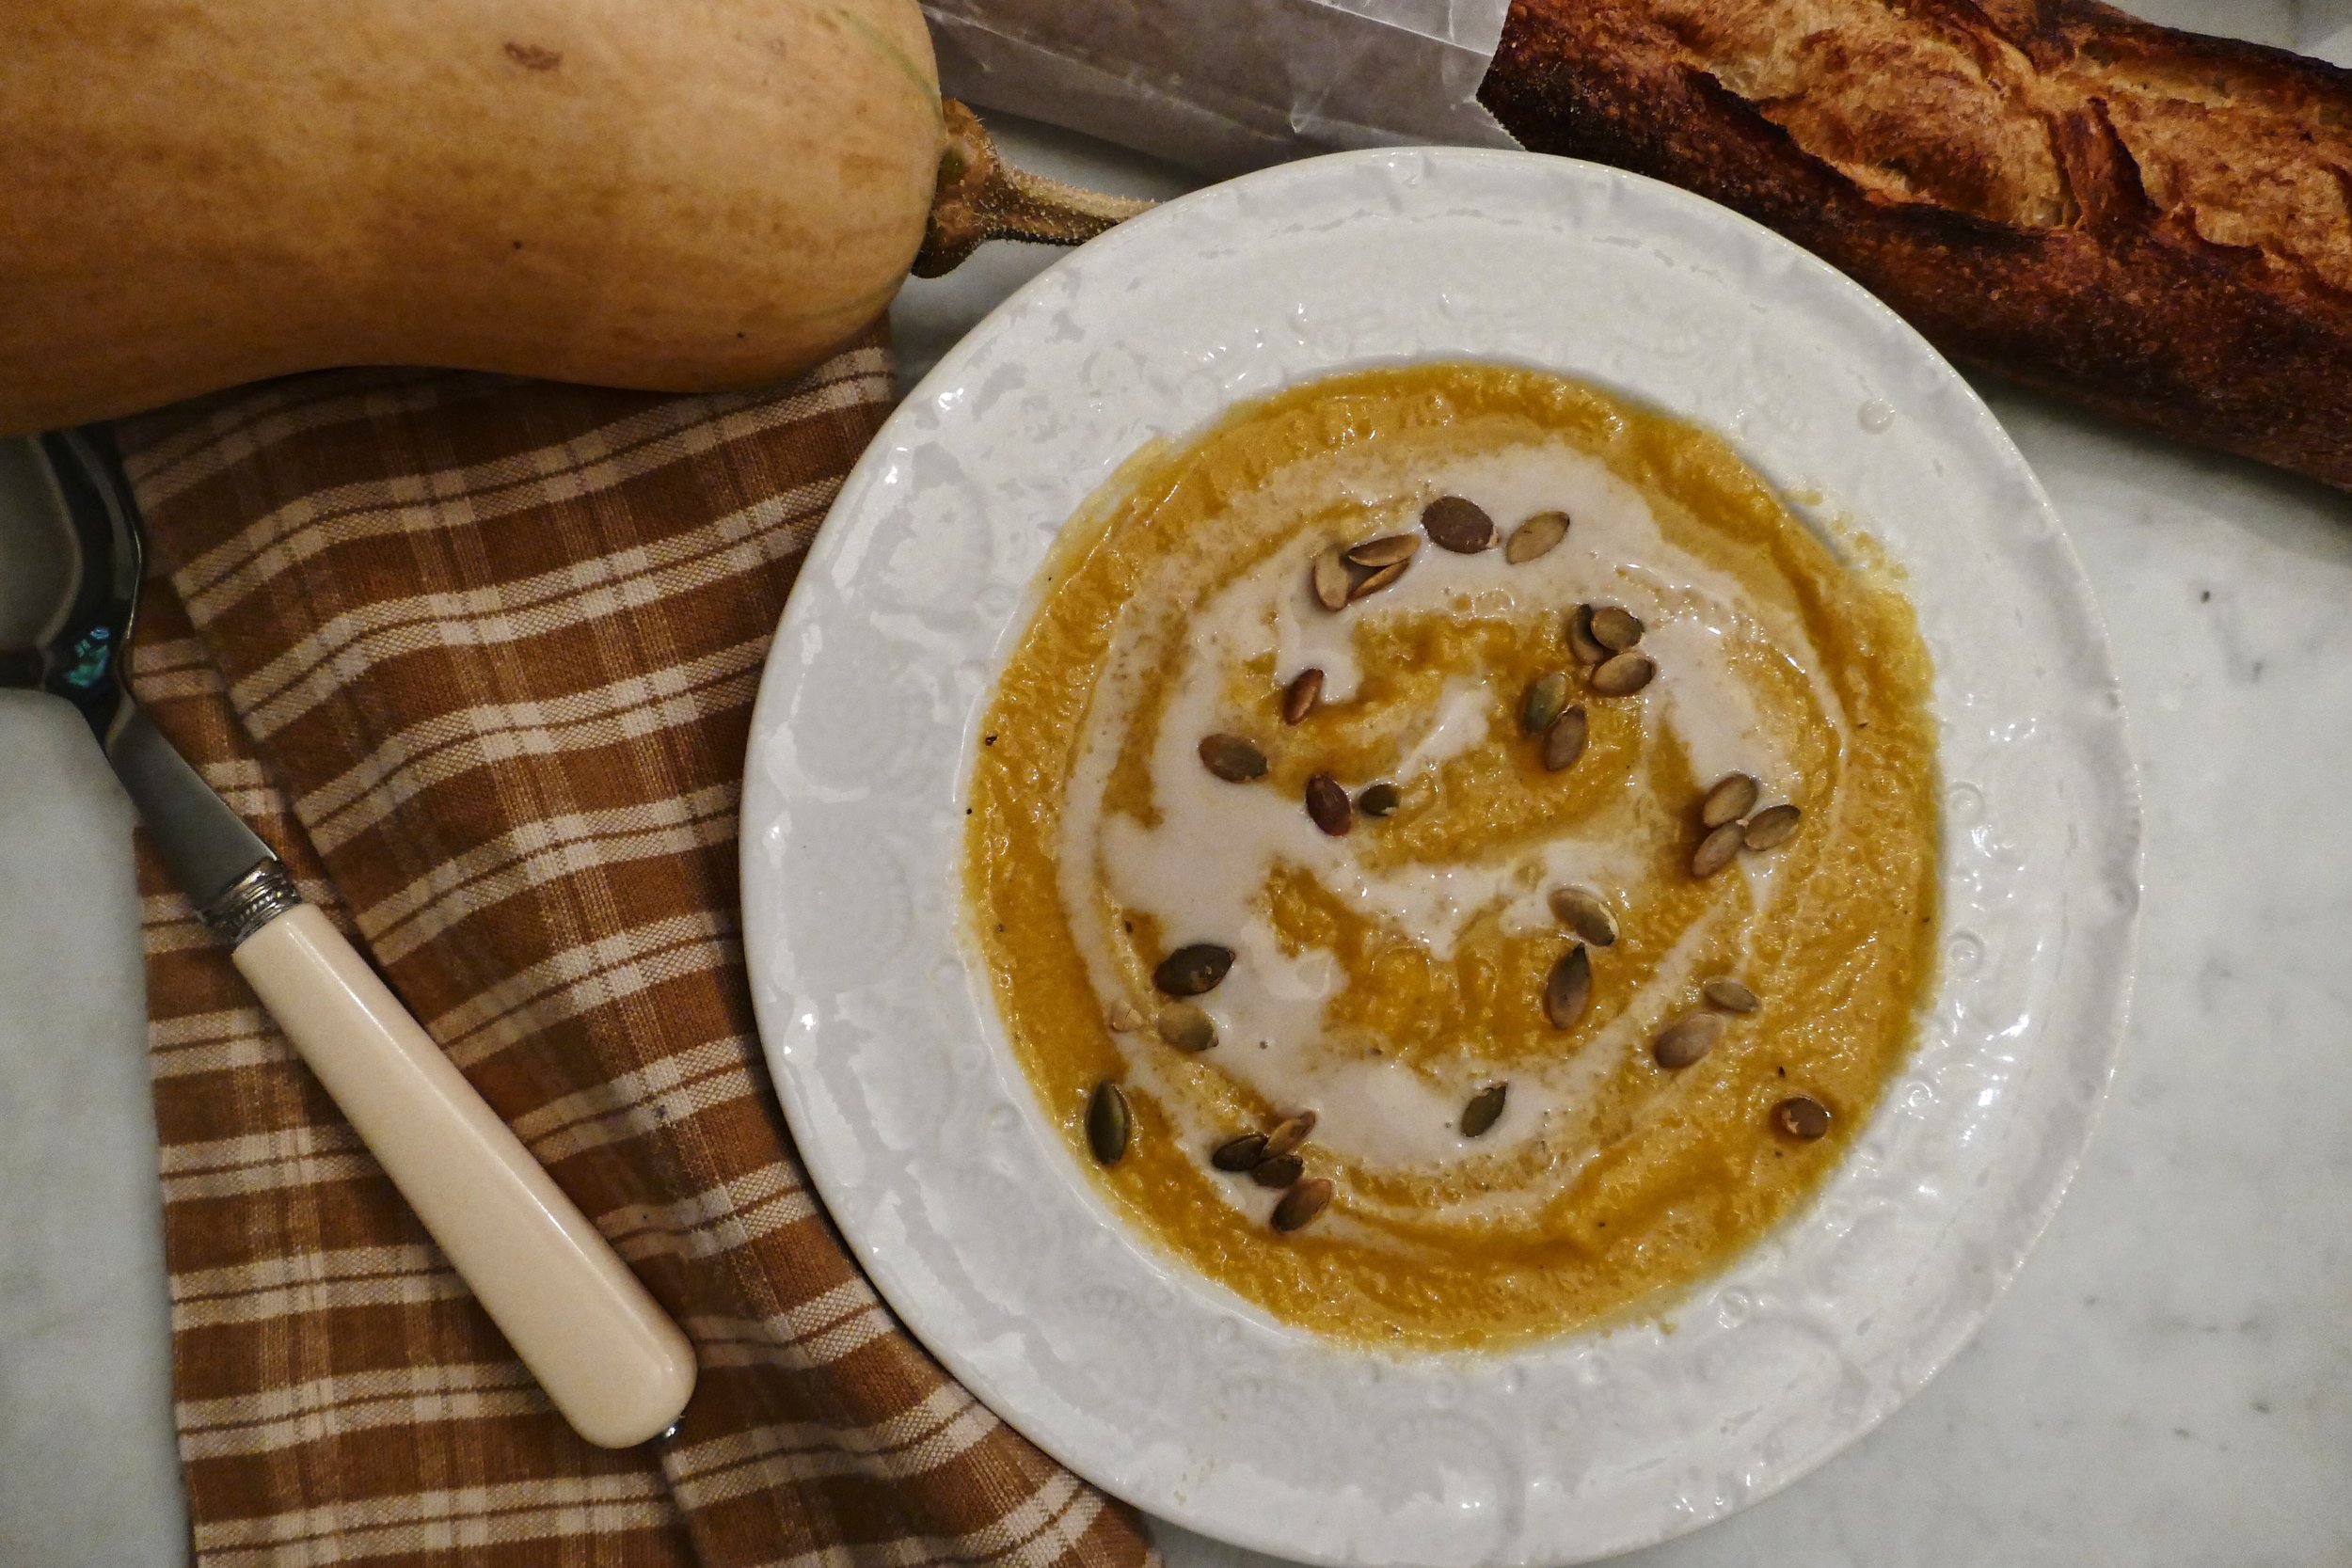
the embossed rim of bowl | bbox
[739,148,2142,1568]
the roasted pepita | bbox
[1251,1152,1306,1188]
[1306,772,1353,835]
[1653,1012,1724,1069]
[1565,604,1610,665]
[1774,1095,1832,1139]
[1504,509,1569,563]
[1311,547,1353,611]
[1460,1083,1508,1138]
[1548,885,1617,946]
[1282,667,1324,724]
[1589,650,1657,696]
[1263,1112,1317,1160]
[1521,671,1570,736]
[1198,733,1267,782]
[1271,1177,1334,1232]
[1422,495,1497,553]
[1700,772,1760,829]
[1211,1132,1269,1171]
[1544,944,1593,1029]
[1744,803,1803,849]
[1155,1002,1217,1052]
[1543,705,1588,771]
[1087,1081,1130,1164]
[1345,533,1421,568]
[1701,976,1760,1013]
[1589,605,1644,651]
[1153,943,1233,997]
[1348,560,1408,601]
[1692,821,1743,879]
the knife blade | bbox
[25,428,279,925]
[105,700,278,919]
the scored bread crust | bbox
[1481,0,2352,489]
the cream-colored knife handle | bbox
[230,903,697,1448]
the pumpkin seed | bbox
[1744,803,1803,849]
[1282,667,1324,725]
[1272,1177,1335,1232]
[1700,772,1760,829]
[1589,605,1644,651]
[1544,944,1593,1029]
[1460,1083,1508,1138]
[1701,976,1760,1013]
[1198,733,1267,782]
[1251,1152,1305,1188]
[1653,1012,1724,1069]
[1306,772,1353,835]
[1346,533,1421,569]
[1087,1081,1130,1164]
[1692,821,1744,879]
[1566,604,1610,665]
[1774,1095,1832,1139]
[1348,560,1408,602]
[1422,495,1497,553]
[1211,1132,1269,1171]
[1311,548,1353,611]
[1548,885,1618,946]
[1543,705,1589,771]
[1153,943,1233,996]
[1505,509,1569,564]
[1263,1111,1318,1160]
[1589,650,1657,696]
[1105,1001,1145,1033]
[1521,671,1569,735]
[1356,782,1402,817]
[1155,1003,1217,1052]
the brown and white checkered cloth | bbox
[113,334,1156,1568]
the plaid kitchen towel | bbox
[114,333,1155,1568]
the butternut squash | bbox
[0,0,952,433]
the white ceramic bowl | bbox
[739,149,2141,1567]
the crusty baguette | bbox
[1480,0,2352,490]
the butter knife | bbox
[8,430,696,1449]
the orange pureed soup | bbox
[966,362,1938,1350]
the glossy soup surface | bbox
[966,362,1939,1350]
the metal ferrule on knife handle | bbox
[199,858,303,948]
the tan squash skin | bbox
[0,0,944,434]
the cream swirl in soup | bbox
[968,363,1938,1350]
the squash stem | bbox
[914,100,1155,277]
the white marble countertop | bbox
[5,7,2350,1562]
